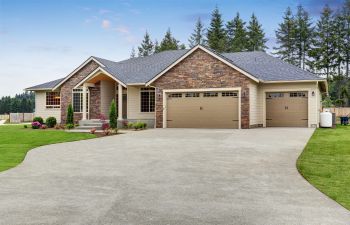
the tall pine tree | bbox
[341,0,350,77]
[274,7,297,65]
[130,47,136,58]
[138,31,154,57]
[246,13,267,51]
[158,28,182,52]
[188,18,206,47]
[295,5,314,70]
[207,6,227,52]
[309,5,337,79]
[226,12,247,52]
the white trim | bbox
[263,88,313,128]
[262,80,323,84]
[128,83,146,86]
[25,88,52,91]
[45,91,61,109]
[146,45,260,86]
[162,87,242,129]
[72,88,90,115]
[53,57,105,90]
[73,67,126,89]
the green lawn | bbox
[0,125,95,172]
[297,125,350,210]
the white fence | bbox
[9,113,34,123]
[329,107,350,117]
[0,114,9,120]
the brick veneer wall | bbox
[89,82,101,119]
[60,61,99,124]
[152,49,251,129]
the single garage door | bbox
[167,91,239,128]
[266,92,308,127]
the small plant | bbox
[122,120,128,128]
[45,117,57,128]
[322,96,333,108]
[102,123,110,130]
[132,122,147,130]
[109,99,118,129]
[41,124,47,129]
[103,129,110,136]
[54,124,60,129]
[33,116,44,124]
[66,104,74,125]
[23,125,28,129]
[90,128,96,134]
[31,121,41,129]
[127,122,134,129]
[113,128,119,134]
[66,123,74,129]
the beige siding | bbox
[34,91,61,123]
[249,82,262,126]
[257,82,321,128]
[100,80,115,116]
[127,86,155,120]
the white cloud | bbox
[115,25,129,34]
[101,20,111,29]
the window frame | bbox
[140,87,155,113]
[72,88,90,113]
[45,92,61,109]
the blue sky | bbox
[0,0,344,96]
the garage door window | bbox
[140,88,155,112]
[290,92,306,97]
[267,93,284,98]
[222,92,237,97]
[168,93,182,98]
[185,92,200,97]
[203,92,218,97]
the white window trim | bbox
[45,91,61,109]
[162,87,242,129]
[140,88,155,113]
[72,88,90,114]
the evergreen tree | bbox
[66,103,74,125]
[109,99,117,129]
[207,6,227,52]
[295,5,314,70]
[341,0,350,77]
[188,18,206,47]
[274,7,297,65]
[309,5,337,79]
[226,12,247,52]
[332,13,346,76]
[158,28,182,52]
[138,31,154,57]
[0,92,34,114]
[130,47,136,58]
[154,40,160,53]
[246,13,268,51]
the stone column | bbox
[82,85,87,120]
[118,83,123,120]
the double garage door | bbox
[266,91,308,127]
[166,91,239,128]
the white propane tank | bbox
[320,110,332,128]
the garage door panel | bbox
[167,92,238,129]
[266,92,308,127]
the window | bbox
[267,93,284,98]
[222,92,238,97]
[203,92,218,97]
[168,93,182,98]
[185,92,200,98]
[290,92,306,98]
[140,88,155,112]
[72,89,89,113]
[46,92,60,108]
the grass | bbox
[297,125,350,210]
[0,125,96,172]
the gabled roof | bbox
[26,45,325,91]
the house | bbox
[25,45,327,129]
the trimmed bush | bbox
[133,122,147,130]
[109,99,117,129]
[23,125,28,129]
[66,123,74,129]
[45,117,57,128]
[66,104,74,125]
[33,117,43,124]
[31,121,41,129]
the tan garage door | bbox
[167,91,239,128]
[266,92,308,127]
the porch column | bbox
[82,85,87,120]
[118,83,123,120]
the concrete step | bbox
[75,125,102,130]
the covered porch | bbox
[73,69,127,123]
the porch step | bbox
[75,125,102,130]
[77,120,103,130]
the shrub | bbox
[122,120,128,128]
[31,121,41,129]
[133,122,147,130]
[66,123,74,129]
[102,122,110,130]
[45,117,57,128]
[103,129,110,136]
[66,104,74,125]
[109,99,117,129]
[54,124,60,129]
[90,128,96,134]
[23,125,28,129]
[33,116,43,124]
[41,124,47,129]
[127,122,134,129]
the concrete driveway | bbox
[0,128,349,225]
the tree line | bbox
[0,92,34,114]
[133,1,350,106]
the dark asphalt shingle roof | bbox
[26,47,323,90]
